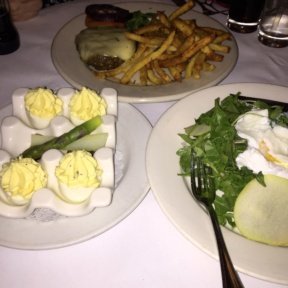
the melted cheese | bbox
[75,28,136,62]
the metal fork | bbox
[171,0,228,15]
[190,150,244,288]
[195,0,228,16]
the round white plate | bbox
[51,1,238,103]
[0,103,151,250]
[146,83,288,285]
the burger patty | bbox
[85,4,131,23]
[75,28,136,71]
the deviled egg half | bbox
[0,86,117,218]
[0,156,47,206]
[0,147,114,217]
[2,86,117,157]
[12,86,117,128]
[24,87,63,129]
[43,148,114,204]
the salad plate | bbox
[51,1,238,103]
[0,102,151,250]
[146,83,288,284]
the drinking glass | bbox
[227,0,265,33]
[0,0,20,55]
[258,0,288,48]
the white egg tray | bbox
[0,87,117,218]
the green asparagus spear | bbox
[31,133,108,151]
[22,116,103,160]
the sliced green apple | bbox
[31,133,108,151]
[234,174,288,246]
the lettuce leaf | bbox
[177,93,287,227]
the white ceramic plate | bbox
[51,2,238,103]
[146,83,288,285]
[0,102,151,250]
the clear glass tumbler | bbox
[258,0,288,48]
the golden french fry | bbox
[168,66,182,81]
[178,34,195,53]
[178,54,208,77]
[151,60,172,83]
[182,36,214,58]
[192,67,201,79]
[186,19,197,30]
[171,34,183,49]
[157,52,175,61]
[125,32,165,45]
[140,66,148,85]
[213,33,231,44]
[194,27,210,38]
[176,63,186,73]
[194,52,206,71]
[203,62,216,71]
[94,68,117,78]
[201,26,229,36]
[91,1,231,86]
[187,53,201,79]
[160,35,214,67]
[169,0,194,21]
[209,43,230,53]
[134,43,149,58]
[207,52,224,62]
[201,45,214,56]
[157,11,171,28]
[172,18,194,36]
[134,23,163,35]
[94,44,147,78]
[120,30,176,84]
[147,69,163,85]
[185,53,197,78]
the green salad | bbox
[177,93,288,228]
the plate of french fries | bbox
[52,1,238,103]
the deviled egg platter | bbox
[0,86,117,218]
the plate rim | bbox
[0,102,151,250]
[51,1,238,103]
[146,82,288,285]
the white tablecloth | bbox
[0,1,288,287]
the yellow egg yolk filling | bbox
[69,87,107,121]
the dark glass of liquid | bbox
[227,0,265,33]
[0,7,20,55]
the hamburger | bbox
[75,4,136,71]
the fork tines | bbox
[190,150,215,204]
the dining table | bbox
[1,0,288,287]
